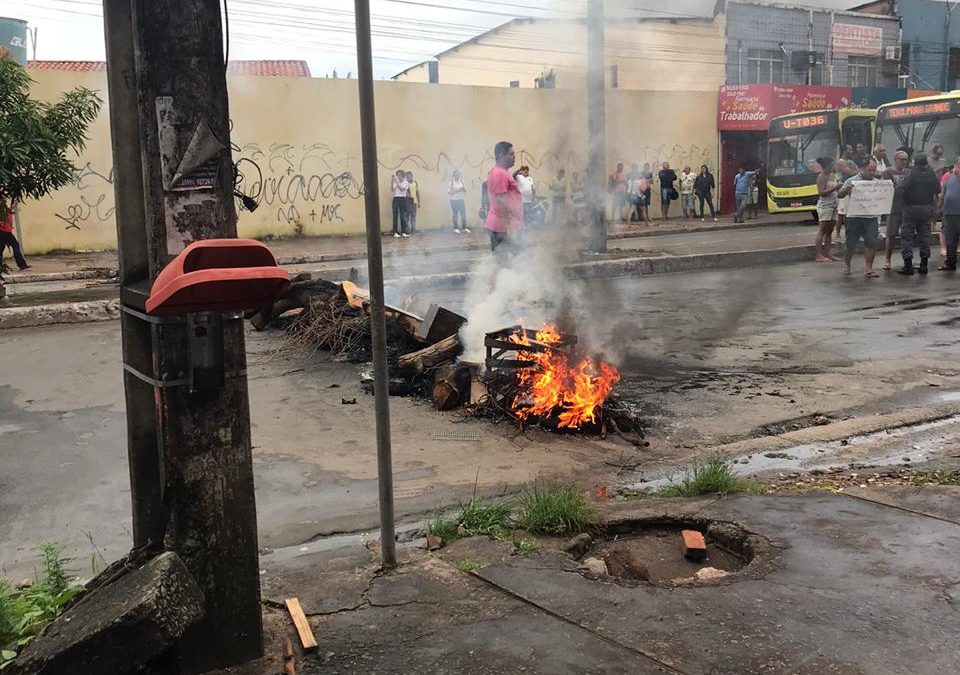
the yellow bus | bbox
[875,92,960,166]
[766,108,876,214]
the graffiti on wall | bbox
[53,163,116,231]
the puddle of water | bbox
[629,415,960,491]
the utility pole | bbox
[354,0,397,569]
[587,0,606,253]
[103,0,263,672]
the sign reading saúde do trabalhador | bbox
[846,179,894,217]
[832,23,883,57]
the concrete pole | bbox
[354,0,397,569]
[101,0,166,551]
[122,0,262,670]
[587,0,607,252]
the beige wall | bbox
[20,70,718,254]
[393,17,727,92]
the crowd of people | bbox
[610,161,725,224]
[814,143,958,277]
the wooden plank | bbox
[284,597,318,651]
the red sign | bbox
[718,84,852,131]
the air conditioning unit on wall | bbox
[885,45,901,61]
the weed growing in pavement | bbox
[512,538,540,555]
[911,470,960,486]
[455,560,482,572]
[1,542,83,670]
[428,498,512,543]
[517,484,593,535]
[652,457,762,498]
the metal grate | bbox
[431,431,482,441]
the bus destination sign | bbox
[882,100,959,121]
[770,111,835,134]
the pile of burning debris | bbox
[249,274,644,441]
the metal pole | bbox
[587,0,606,253]
[353,0,397,569]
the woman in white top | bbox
[447,170,470,233]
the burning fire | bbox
[508,324,621,429]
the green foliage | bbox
[428,498,512,543]
[455,560,482,572]
[652,457,761,498]
[0,542,82,670]
[0,57,102,218]
[517,484,593,535]
[911,470,960,486]
[512,538,540,555]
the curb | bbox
[3,268,118,285]
[0,300,121,330]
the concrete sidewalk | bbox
[223,488,960,675]
[3,212,809,282]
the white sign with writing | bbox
[832,23,883,56]
[846,179,894,217]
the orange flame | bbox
[506,324,621,429]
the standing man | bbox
[658,162,677,221]
[733,165,756,224]
[852,142,869,168]
[929,144,947,172]
[882,150,910,270]
[895,152,940,275]
[548,168,568,226]
[0,203,29,272]
[837,159,881,278]
[679,166,696,219]
[484,141,524,251]
[872,144,889,173]
[390,170,409,238]
[940,156,960,271]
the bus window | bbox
[878,116,960,163]
[841,117,873,154]
[767,129,839,177]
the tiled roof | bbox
[26,60,311,77]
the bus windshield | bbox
[767,129,839,177]
[877,115,960,162]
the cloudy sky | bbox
[5,0,869,79]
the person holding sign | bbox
[837,160,884,278]
[894,152,941,275]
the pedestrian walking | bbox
[447,169,470,233]
[658,162,677,220]
[882,150,909,271]
[694,164,717,221]
[548,168,568,226]
[679,166,696,219]
[732,165,755,224]
[895,152,940,275]
[390,170,410,237]
[405,171,421,234]
[484,141,524,251]
[837,159,881,278]
[814,157,839,263]
[0,203,29,272]
[939,156,960,271]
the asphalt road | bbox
[1,260,958,580]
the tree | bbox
[0,56,102,220]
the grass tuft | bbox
[455,560,482,572]
[512,538,540,555]
[428,498,512,543]
[1,542,82,670]
[517,484,593,535]
[652,457,760,498]
[911,470,960,486]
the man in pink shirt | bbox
[483,141,524,251]
[1,202,29,272]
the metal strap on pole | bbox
[353,0,397,569]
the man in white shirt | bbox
[872,144,889,173]
[514,165,536,226]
